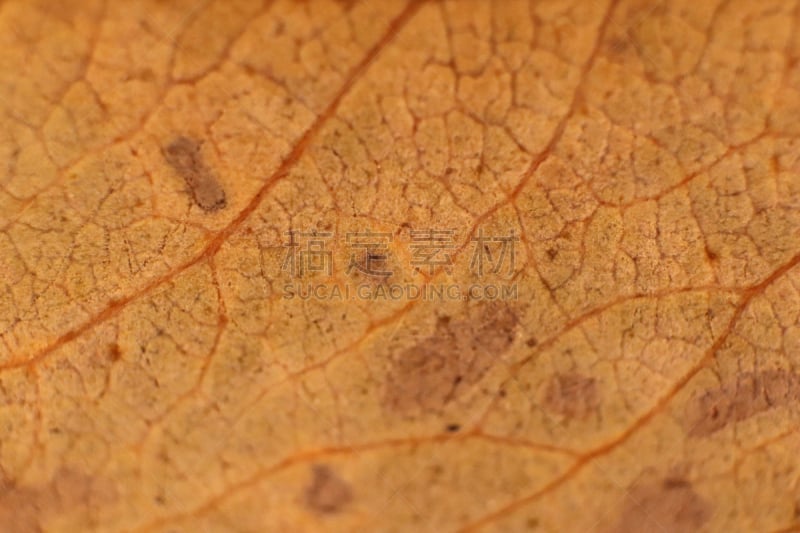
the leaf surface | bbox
[1,1,799,532]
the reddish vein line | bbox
[458,249,800,532]
[2,0,424,372]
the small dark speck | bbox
[108,343,122,362]
[445,424,461,432]
[662,477,690,489]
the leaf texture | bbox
[0,1,799,532]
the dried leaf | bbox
[1,0,799,531]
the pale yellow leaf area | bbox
[0,0,799,532]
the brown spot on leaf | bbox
[384,303,519,415]
[542,373,600,419]
[163,136,226,212]
[0,469,116,533]
[606,36,630,56]
[304,464,353,515]
[685,370,800,437]
[607,473,711,533]
[108,343,121,362]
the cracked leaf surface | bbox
[1,0,800,532]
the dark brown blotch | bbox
[542,372,600,419]
[685,370,800,437]
[383,303,519,415]
[108,343,122,362]
[606,473,711,533]
[304,464,353,515]
[163,136,226,212]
